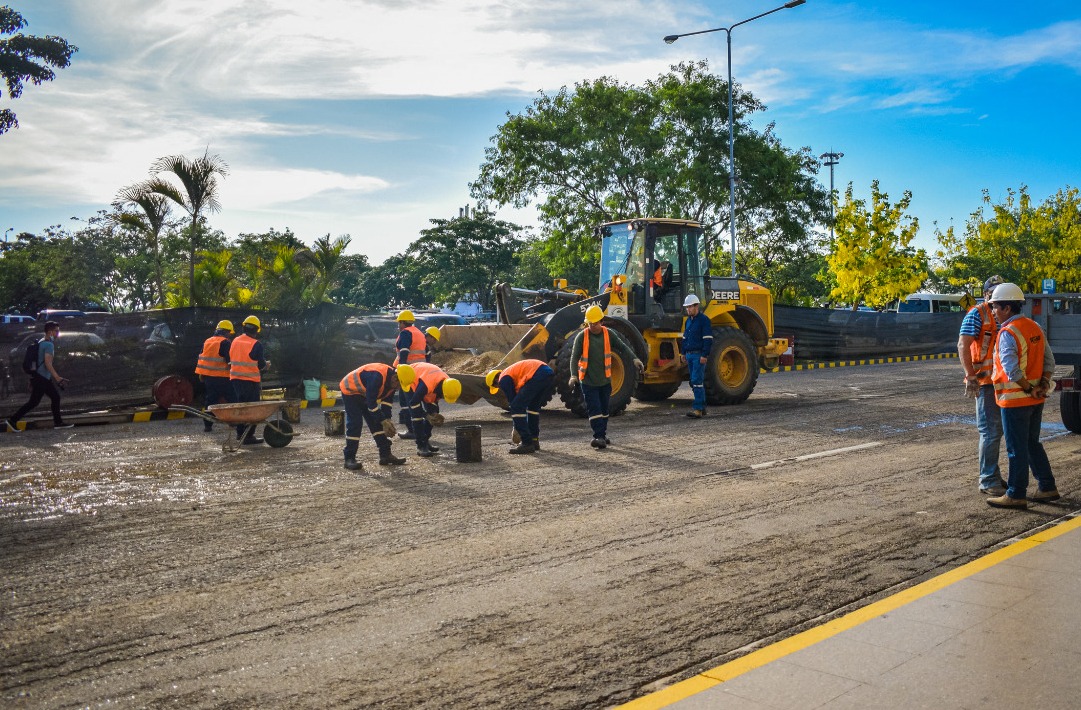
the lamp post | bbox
[664,0,806,278]
[819,150,843,240]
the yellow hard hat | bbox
[396,310,415,322]
[425,326,441,341]
[242,315,261,331]
[442,378,462,403]
[584,305,604,324]
[485,369,502,395]
[396,364,416,391]
[216,320,235,334]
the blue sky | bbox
[1,1,1079,264]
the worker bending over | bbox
[405,362,462,458]
[486,359,555,455]
[340,363,412,471]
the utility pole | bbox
[820,151,843,240]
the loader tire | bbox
[704,326,759,406]
[554,338,637,418]
[1062,390,1081,434]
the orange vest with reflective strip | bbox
[411,362,448,404]
[501,359,545,392]
[653,267,663,289]
[229,333,261,382]
[195,335,230,378]
[578,327,612,381]
[992,317,1044,408]
[394,326,427,365]
[969,302,998,385]
[340,362,394,398]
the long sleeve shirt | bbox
[998,315,1055,382]
[680,312,713,356]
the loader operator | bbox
[394,310,428,440]
[194,319,235,433]
[680,294,712,418]
[568,305,643,449]
[404,362,462,458]
[340,363,411,471]
[486,359,555,455]
[229,315,270,445]
[958,274,1006,495]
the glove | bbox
[427,412,445,426]
[381,419,397,437]
[633,358,644,375]
[964,375,979,399]
[568,376,579,388]
[511,428,521,445]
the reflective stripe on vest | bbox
[992,318,1044,408]
[340,362,393,397]
[578,327,612,382]
[229,333,261,382]
[394,326,427,365]
[195,335,230,377]
[502,359,545,392]
[969,302,997,384]
[411,362,448,404]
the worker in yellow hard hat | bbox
[486,359,555,454]
[339,363,411,470]
[394,310,427,440]
[194,319,236,433]
[403,362,461,457]
[229,314,270,445]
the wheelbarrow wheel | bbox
[264,419,294,448]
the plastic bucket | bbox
[323,409,344,437]
[282,400,301,424]
[455,425,483,463]
[303,378,321,401]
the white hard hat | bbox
[683,294,701,307]
[989,283,1025,303]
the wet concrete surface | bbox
[2,360,1079,708]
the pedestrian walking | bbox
[680,294,712,417]
[6,320,72,431]
[568,305,643,449]
[486,359,555,454]
[393,310,427,440]
[958,275,1006,494]
[229,315,270,445]
[340,363,411,470]
[404,362,462,457]
[195,319,235,433]
[984,283,1059,510]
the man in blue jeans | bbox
[957,275,1005,495]
[6,321,72,431]
[680,294,712,418]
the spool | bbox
[282,400,301,424]
[455,425,482,463]
[323,409,345,436]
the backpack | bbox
[21,338,42,375]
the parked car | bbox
[1,314,35,325]
[8,331,109,374]
[35,309,87,322]
[416,313,469,328]
[342,316,399,365]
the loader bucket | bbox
[429,324,549,405]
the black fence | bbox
[773,305,964,360]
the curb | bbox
[761,351,957,373]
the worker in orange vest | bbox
[568,305,642,449]
[194,319,235,433]
[229,315,270,445]
[957,275,1005,494]
[404,362,462,458]
[485,359,555,454]
[394,310,427,440]
[340,363,411,470]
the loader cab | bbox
[597,218,707,330]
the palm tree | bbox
[144,150,228,303]
[299,234,351,304]
[113,183,171,307]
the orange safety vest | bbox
[340,362,395,398]
[653,267,663,289]
[501,359,545,392]
[969,301,998,385]
[578,327,612,381]
[992,317,1045,408]
[394,325,427,365]
[229,333,261,382]
[195,335,230,378]
[410,362,448,404]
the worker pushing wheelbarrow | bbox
[169,400,295,451]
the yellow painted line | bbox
[618,514,1081,709]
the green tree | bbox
[144,150,229,302]
[350,254,426,311]
[327,253,372,304]
[470,61,829,292]
[300,234,351,305]
[113,183,174,306]
[824,181,928,308]
[0,6,77,134]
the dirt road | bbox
[2,359,1078,708]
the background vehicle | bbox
[897,293,974,313]
[1,315,34,325]
[1024,291,1081,433]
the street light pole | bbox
[819,151,843,240]
[665,0,806,278]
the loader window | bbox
[599,225,635,293]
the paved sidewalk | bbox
[622,515,1081,710]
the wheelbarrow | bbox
[169,400,295,450]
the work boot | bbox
[344,458,363,471]
[204,423,214,433]
[427,444,440,453]
[685,409,703,418]
[986,494,1027,509]
[416,446,436,458]
[1029,488,1061,502]
[398,431,416,440]
[980,485,1007,497]
[533,438,540,451]
[591,437,607,449]
[604,437,611,445]
[509,441,537,455]
[379,452,407,466]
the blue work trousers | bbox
[1001,403,1056,500]
[975,383,1004,490]
[687,353,706,412]
[344,395,392,460]
[202,376,235,430]
[509,367,555,444]
[581,382,611,439]
[232,379,261,438]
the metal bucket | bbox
[282,400,301,424]
[455,425,482,463]
[323,409,344,437]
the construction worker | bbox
[958,275,1006,495]
[229,315,270,445]
[568,305,643,449]
[486,359,555,454]
[425,326,441,359]
[985,283,1058,510]
[194,319,235,433]
[404,362,462,457]
[394,310,427,440]
[340,363,411,470]
[680,294,712,417]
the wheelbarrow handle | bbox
[168,405,220,424]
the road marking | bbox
[698,441,883,478]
